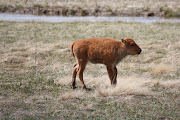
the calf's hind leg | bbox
[78,61,87,89]
[72,62,78,89]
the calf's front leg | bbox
[106,65,117,86]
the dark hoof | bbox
[72,86,76,89]
[83,86,87,89]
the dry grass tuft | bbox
[93,76,152,97]
[56,75,180,100]
[54,76,72,86]
[152,63,174,75]
[0,40,70,72]
[158,80,180,89]
[59,90,86,101]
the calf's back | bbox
[72,38,126,65]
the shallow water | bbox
[0,13,180,23]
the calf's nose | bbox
[138,49,142,54]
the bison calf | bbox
[70,38,141,89]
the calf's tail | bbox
[70,42,75,57]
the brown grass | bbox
[152,63,174,75]
[0,21,180,119]
[0,0,180,17]
[57,75,180,99]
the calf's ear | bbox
[121,39,126,44]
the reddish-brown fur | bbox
[70,38,141,89]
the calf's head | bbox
[122,38,142,55]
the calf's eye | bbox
[131,44,135,46]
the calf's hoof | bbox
[72,86,76,89]
[82,85,87,89]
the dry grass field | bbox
[0,0,180,17]
[1,0,179,8]
[0,20,180,119]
